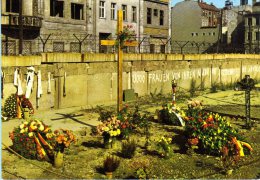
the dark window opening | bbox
[150,44,155,53]
[147,8,152,24]
[248,17,252,26]
[248,32,252,41]
[122,5,127,21]
[154,9,158,16]
[6,0,19,13]
[160,10,164,25]
[256,32,259,41]
[160,45,165,53]
[132,6,137,22]
[256,17,260,25]
[50,0,64,17]
[71,3,84,20]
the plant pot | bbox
[54,151,64,168]
[104,135,113,149]
[105,171,113,179]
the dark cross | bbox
[235,75,256,129]
[51,113,95,128]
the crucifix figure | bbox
[101,10,138,112]
[235,75,256,129]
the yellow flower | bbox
[28,132,34,137]
[24,128,28,132]
[24,121,29,125]
[20,129,25,133]
[103,127,109,132]
[117,129,121,135]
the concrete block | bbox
[123,89,135,102]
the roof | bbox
[198,2,220,12]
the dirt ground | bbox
[1,90,260,179]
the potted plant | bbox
[103,156,120,179]
[53,129,76,168]
[96,116,121,149]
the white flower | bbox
[20,124,25,129]
[39,125,44,131]
[28,132,34,137]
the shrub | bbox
[97,106,114,122]
[103,156,120,172]
[121,139,136,158]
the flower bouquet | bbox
[96,116,121,148]
[116,25,136,49]
[9,119,53,160]
[53,129,76,153]
[3,94,17,118]
[184,102,253,156]
[9,119,76,165]
[158,103,186,125]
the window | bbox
[248,17,252,26]
[122,5,127,21]
[212,32,215,36]
[99,1,105,18]
[6,0,19,13]
[132,6,137,22]
[154,9,158,16]
[248,32,252,41]
[256,32,259,41]
[147,8,152,24]
[256,17,260,25]
[160,10,164,25]
[202,32,206,36]
[50,0,64,17]
[111,3,116,20]
[53,42,64,52]
[71,3,84,20]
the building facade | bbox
[171,0,220,54]
[1,0,93,55]
[94,0,140,53]
[140,0,171,53]
[1,0,170,55]
[244,0,260,53]
[222,0,252,52]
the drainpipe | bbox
[19,0,23,55]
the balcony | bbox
[1,14,42,28]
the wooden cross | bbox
[101,10,138,112]
[235,75,258,129]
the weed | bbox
[103,156,120,172]
[121,139,136,158]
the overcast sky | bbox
[171,0,251,8]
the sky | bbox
[171,0,251,8]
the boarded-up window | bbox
[70,42,80,52]
[53,42,64,52]
[1,41,16,55]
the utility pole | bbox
[19,0,23,55]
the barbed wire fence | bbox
[0,33,253,56]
